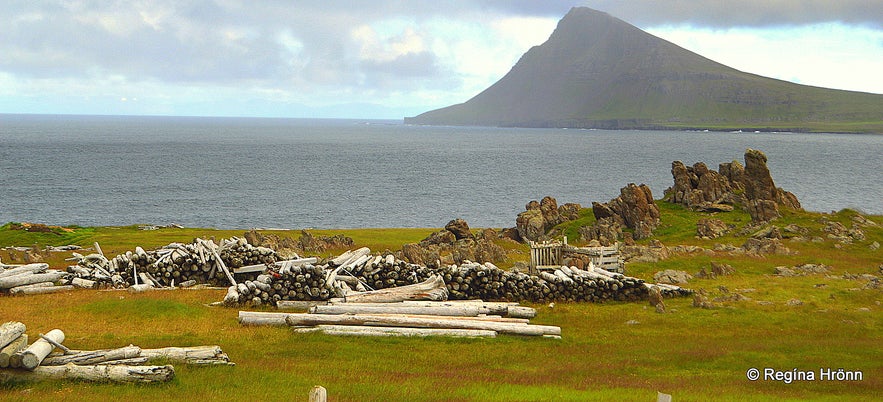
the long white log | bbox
[11,285,75,296]
[21,329,65,370]
[331,247,371,266]
[397,301,537,319]
[238,311,291,326]
[0,322,27,350]
[0,334,27,368]
[139,345,232,365]
[70,277,97,289]
[276,300,326,310]
[337,275,448,303]
[41,345,142,366]
[310,304,483,317]
[0,364,175,383]
[284,313,560,337]
[0,263,48,278]
[0,271,67,289]
[299,325,497,338]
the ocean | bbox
[1,114,881,229]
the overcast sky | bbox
[2,1,881,119]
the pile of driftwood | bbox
[223,247,691,308]
[66,238,278,290]
[0,321,232,384]
[0,262,89,296]
[240,300,561,338]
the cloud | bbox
[0,1,880,117]
[575,0,883,28]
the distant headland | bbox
[405,7,883,134]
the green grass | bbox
[1,205,881,400]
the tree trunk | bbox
[0,322,26,350]
[310,304,483,317]
[0,364,175,383]
[283,313,560,337]
[21,329,65,370]
[336,275,448,303]
[41,345,142,366]
[0,271,67,289]
[238,311,291,326]
[297,324,497,338]
[0,334,27,368]
[0,263,48,278]
[139,345,232,365]
[11,285,75,296]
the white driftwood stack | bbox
[239,299,560,339]
[0,320,233,384]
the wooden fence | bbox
[529,239,624,274]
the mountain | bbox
[405,7,883,133]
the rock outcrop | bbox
[515,196,582,242]
[400,219,505,267]
[666,149,801,222]
[591,183,659,239]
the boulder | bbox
[742,237,792,255]
[444,218,474,240]
[593,183,660,239]
[515,209,546,242]
[579,217,622,246]
[711,262,735,276]
[421,229,456,246]
[653,269,692,285]
[696,218,730,239]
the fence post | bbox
[309,385,327,402]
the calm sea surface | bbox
[1,114,881,229]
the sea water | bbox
[1,114,880,229]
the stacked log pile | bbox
[0,321,232,384]
[223,248,691,307]
[0,263,77,296]
[239,301,561,338]
[65,237,279,289]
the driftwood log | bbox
[0,364,175,383]
[0,335,27,368]
[283,313,560,337]
[41,345,142,366]
[140,345,233,366]
[11,285,75,296]
[292,324,497,338]
[0,271,67,289]
[0,322,26,350]
[337,274,448,303]
[20,329,64,370]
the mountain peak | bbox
[406,7,883,133]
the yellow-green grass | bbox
[1,206,881,400]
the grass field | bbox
[0,205,880,401]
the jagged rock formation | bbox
[400,219,505,267]
[590,184,660,239]
[666,149,801,222]
[515,196,581,242]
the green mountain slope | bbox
[405,7,883,133]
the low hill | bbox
[405,7,883,133]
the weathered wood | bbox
[337,274,448,303]
[276,300,327,311]
[127,283,154,293]
[283,313,561,337]
[399,301,537,319]
[309,385,327,402]
[310,304,483,317]
[139,345,232,365]
[223,285,239,306]
[0,364,175,383]
[301,324,497,338]
[41,345,141,366]
[0,334,27,368]
[0,270,67,289]
[0,263,48,278]
[0,322,27,350]
[70,277,97,289]
[238,311,291,326]
[21,329,65,370]
[11,285,75,296]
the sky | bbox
[1,1,881,119]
